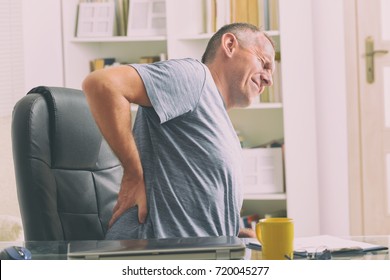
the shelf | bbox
[243,193,287,200]
[231,103,283,110]
[249,102,282,109]
[177,30,280,41]
[265,30,280,37]
[71,36,167,43]
[178,33,214,40]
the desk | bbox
[1,236,389,260]
[247,235,390,260]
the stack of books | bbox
[205,0,280,33]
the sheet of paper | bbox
[294,235,384,253]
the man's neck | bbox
[206,64,231,110]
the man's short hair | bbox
[201,22,274,64]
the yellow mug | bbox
[256,217,294,260]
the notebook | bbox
[67,236,246,260]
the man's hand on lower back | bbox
[109,171,148,228]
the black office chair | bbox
[11,86,122,241]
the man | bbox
[82,22,275,239]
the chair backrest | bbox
[11,86,122,241]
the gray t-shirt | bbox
[105,58,243,239]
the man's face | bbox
[228,34,275,107]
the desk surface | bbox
[1,236,389,260]
[247,235,390,260]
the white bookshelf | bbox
[70,36,167,43]
[61,0,319,237]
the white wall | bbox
[22,0,64,91]
[0,0,64,229]
[279,0,320,237]
[312,0,350,235]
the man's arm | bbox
[82,65,151,227]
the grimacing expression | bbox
[230,33,275,107]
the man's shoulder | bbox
[161,58,205,71]
[132,57,202,67]
[164,57,202,65]
[131,58,205,77]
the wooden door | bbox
[356,0,390,234]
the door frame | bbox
[344,0,365,235]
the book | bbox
[206,0,230,33]
[241,214,260,229]
[274,60,283,102]
[90,57,116,71]
[257,0,267,29]
[231,0,248,23]
[114,0,129,36]
[260,87,270,103]
[247,0,259,26]
[123,0,129,34]
[204,0,215,33]
[268,0,279,30]
[205,0,277,30]
[216,0,230,31]
[139,56,160,64]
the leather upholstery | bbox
[11,86,122,241]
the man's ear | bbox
[221,33,238,58]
